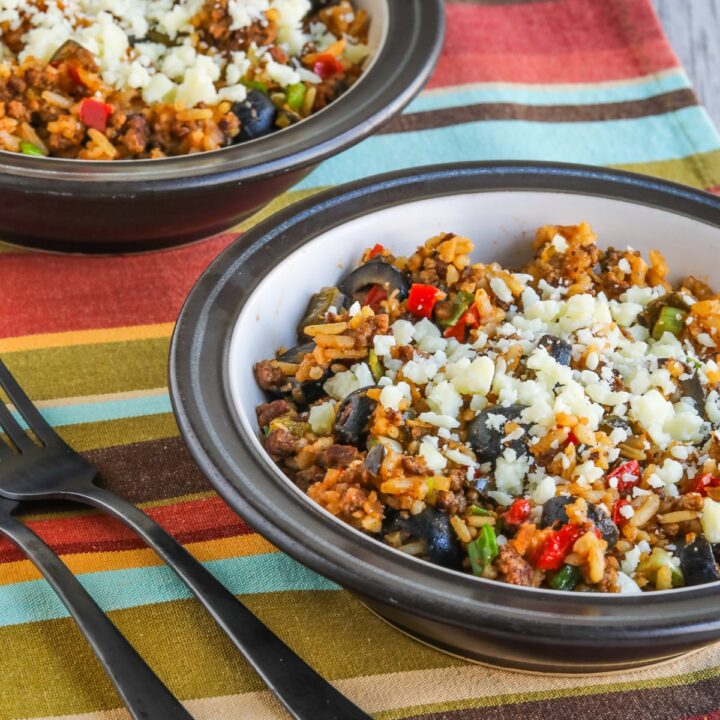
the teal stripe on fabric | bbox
[12,393,171,429]
[0,553,338,627]
[408,70,691,113]
[296,107,720,190]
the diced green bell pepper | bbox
[269,417,312,437]
[549,564,581,590]
[469,504,492,517]
[440,290,474,329]
[467,524,499,576]
[368,349,384,382]
[20,141,44,156]
[652,305,687,340]
[243,78,268,93]
[286,82,307,111]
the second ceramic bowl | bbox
[170,162,720,673]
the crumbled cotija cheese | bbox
[4,0,318,106]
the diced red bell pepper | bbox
[566,430,579,446]
[464,304,480,327]
[535,524,584,571]
[612,498,632,527]
[443,313,467,341]
[79,98,113,132]
[607,459,641,495]
[365,284,387,312]
[367,243,385,260]
[443,305,480,341]
[690,473,720,496]
[407,283,440,318]
[505,498,531,526]
[313,54,344,79]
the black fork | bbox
[0,497,193,720]
[0,360,372,720]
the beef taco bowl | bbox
[169,161,720,673]
[0,0,443,251]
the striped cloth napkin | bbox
[2,1,720,719]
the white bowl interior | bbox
[227,190,720,580]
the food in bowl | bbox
[253,222,720,594]
[0,0,369,159]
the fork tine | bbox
[0,399,34,452]
[0,430,15,458]
[0,360,57,446]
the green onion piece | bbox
[469,504,492,516]
[286,82,306,111]
[243,79,268,93]
[549,564,581,591]
[368,349,384,382]
[652,305,687,340]
[440,290,474,329]
[20,141,44,157]
[467,524,499,576]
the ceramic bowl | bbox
[170,162,720,673]
[0,0,444,253]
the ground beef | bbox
[436,490,466,515]
[337,460,370,488]
[354,314,390,349]
[254,360,286,391]
[256,398,292,428]
[497,544,537,587]
[295,465,326,491]
[401,454,429,476]
[121,113,149,155]
[264,428,302,458]
[317,444,363,469]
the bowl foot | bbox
[358,597,699,676]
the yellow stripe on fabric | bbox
[2,339,170,402]
[8,633,720,720]
[233,186,328,232]
[0,323,175,354]
[59,413,179,452]
[0,592,460,718]
[0,533,278,585]
[613,148,720,189]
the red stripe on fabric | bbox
[0,233,236,338]
[429,0,679,87]
[428,43,678,87]
[678,712,720,720]
[0,495,252,564]
[445,0,667,54]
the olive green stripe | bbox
[613,148,720,189]
[234,186,328,232]
[2,338,170,402]
[0,591,458,719]
[58,412,179,452]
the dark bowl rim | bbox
[0,0,444,193]
[169,160,720,647]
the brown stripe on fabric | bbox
[85,435,211,503]
[403,676,720,720]
[380,88,698,135]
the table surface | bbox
[654,0,720,127]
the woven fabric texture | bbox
[2,1,720,718]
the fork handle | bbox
[0,511,194,720]
[78,486,372,720]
